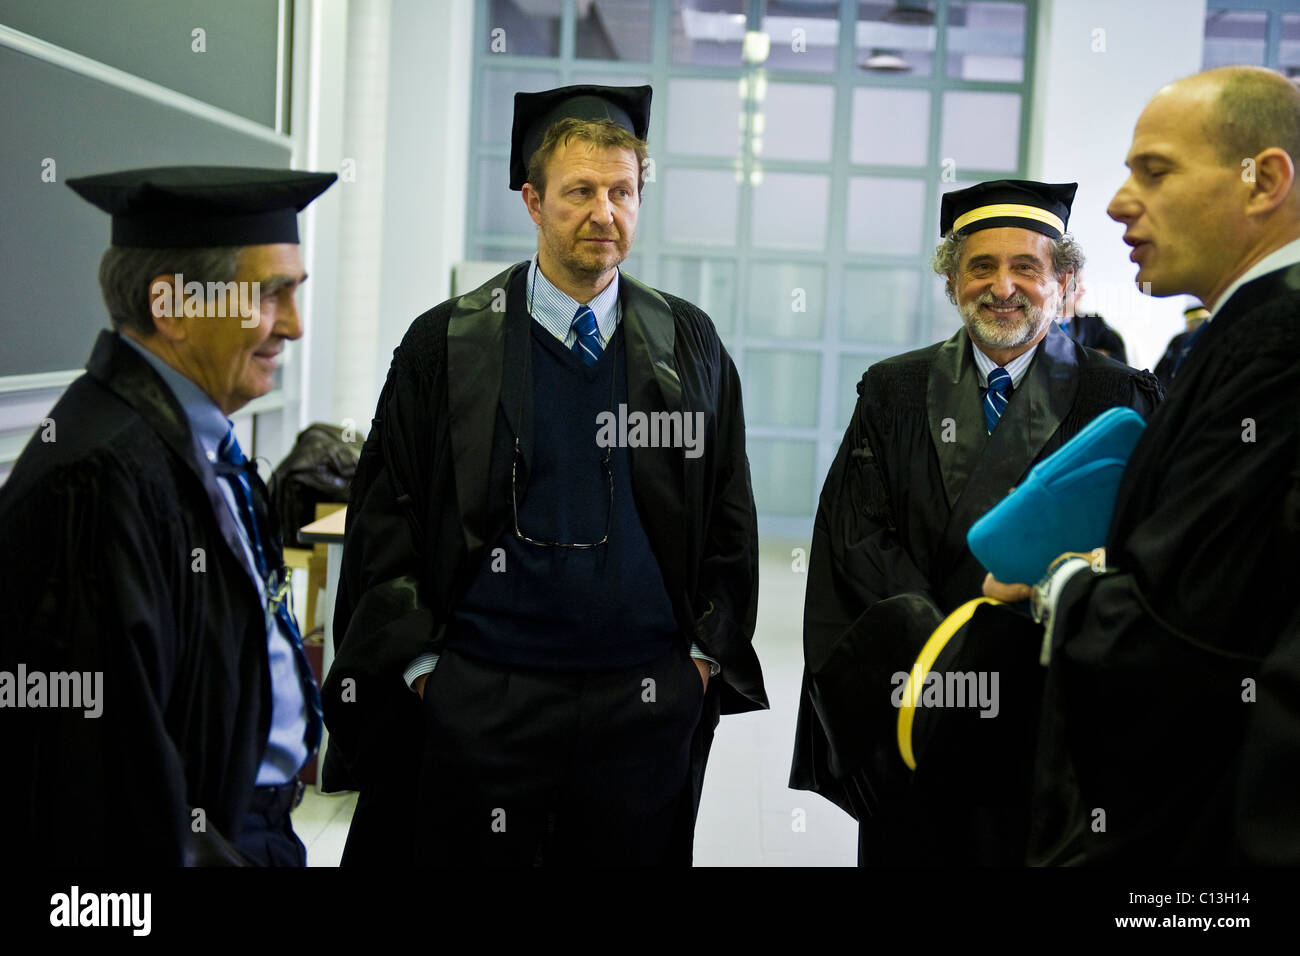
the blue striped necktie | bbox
[571,305,602,366]
[984,366,1013,435]
[217,426,323,756]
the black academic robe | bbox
[790,323,1162,864]
[1065,313,1128,364]
[0,331,272,866]
[1030,263,1300,865]
[1153,327,1193,390]
[322,262,767,865]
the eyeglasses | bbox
[511,437,613,548]
[513,261,617,548]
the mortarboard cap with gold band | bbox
[66,166,338,248]
[939,179,1078,240]
[509,84,652,191]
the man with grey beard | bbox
[791,179,1162,866]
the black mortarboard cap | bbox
[940,179,1077,240]
[66,166,338,247]
[509,84,652,191]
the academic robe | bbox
[1064,312,1128,364]
[1029,263,1300,865]
[322,262,767,865]
[790,323,1162,864]
[0,331,272,866]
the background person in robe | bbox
[790,179,1162,866]
[986,65,1300,865]
[1152,302,1211,388]
[0,166,335,865]
[1058,271,1129,363]
[322,85,767,866]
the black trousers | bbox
[416,646,704,866]
[235,781,308,867]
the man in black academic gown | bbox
[1152,302,1210,389]
[322,85,767,866]
[790,179,1162,865]
[0,167,335,865]
[986,66,1300,864]
[1059,272,1129,363]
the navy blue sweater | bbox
[447,323,678,669]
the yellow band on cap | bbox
[952,202,1064,236]
[896,597,1004,772]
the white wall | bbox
[1029,0,1208,370]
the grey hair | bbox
[931,231,1085,304]
[97,245,242,336]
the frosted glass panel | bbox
[752,172,828,250]
[947,2,1026,82]
[846,177,925,254]
[672,0,746,66]
[481,69,560,145]
[1282,15,1300,76]
[1202,9,1268,69]
[486,0,562,56]
[667,78,744,157]
[941,91,1021,172]
[743,350,821,427]
[577,0,653,61]
[851,88,930,167]
[659,257,737,334]
[761,83,835,161]
[763,2,839,73]
[856,0,937,76]
[662,169,739,244]
[837,353,893,429]
[746,263,826,340]
[841,267,921,345]
[478,159,536,235]
[747,438,818,515]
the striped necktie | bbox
[571,305,602,366]
[216,426,323,756]
[984,366,1013,435]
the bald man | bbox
[987,66,1300,864]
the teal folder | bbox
[967,406,1146,585]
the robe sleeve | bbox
[690,344,765,710]
[0,453,228,864]
[322,338,436,790]
[792,383,939,812]
[1038,346,1298,862]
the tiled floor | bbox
[293,537,859,866]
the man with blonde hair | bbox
[324,85,766,866]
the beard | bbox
[958,288,1060,352]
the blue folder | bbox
[966,406,1147,585]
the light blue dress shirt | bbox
[120,333,309,785]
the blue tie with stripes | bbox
[984,366,1012,435]
[571,305,602,366]
[217,426,323,756]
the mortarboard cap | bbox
[940,179,1077,240]
[66,166,338,248]
[509,84,652,191]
